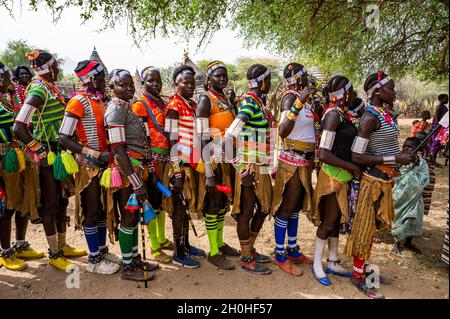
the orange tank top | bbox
[206,90,235,139]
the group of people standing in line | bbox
[0,48,447,300]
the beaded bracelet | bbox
[170,156,183,178]
[231,157,249,177]
[286,100,303,121]
[81,146,101,159]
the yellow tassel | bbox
[100,168,112,189]
[196,160,205,174]
[15,148,26,172]
[60,151,79,174]
[47,151,56,166]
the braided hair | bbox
[247,64,267,81]
[108,69,131,88]
[326,75,353,106]
[173,65,195,84]
[283,63,303,78]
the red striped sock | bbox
[352,257,366,282]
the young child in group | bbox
[411,111,431,137]
[391,137,429,254]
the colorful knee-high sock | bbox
[118,225,134,265]
[157,210,167,244]
[147,218,160,252]
[46,234,59,254]
[274,216,288,262]
[205,213,219,256]
[352,257,366,282]
[97,220,107,251]
[57,232,67,250]
[287,212,303,258]
[83,223,99,261]
[287,212,299,249]
[217,209,226,248]
[132,225,139,258]
[313,236,327,278]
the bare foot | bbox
[404,242,422,254]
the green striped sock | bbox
[132,226,139,257]
[217,209,226,248]
[118,226,134,265]
[147,218,160,252]
[205,213,219,256]
[157,210,167,244]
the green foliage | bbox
[5,1,447,84]
[0,39,34,69]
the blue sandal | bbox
[311,266,331,286]
[325,259,352,278]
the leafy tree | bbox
[0,39,33,69]
[5,1,447,82]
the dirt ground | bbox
[0,118,448,299]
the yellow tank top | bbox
[206,91,235,139]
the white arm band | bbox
[351,136,369,154]
[225,118,245,139]
[108,125,126,144]
[165,118,178,139]
[59,116,78,136]
[196,117,210,135]
[383,155,396,165]
[319,130,336,150]
[15,103,37,124]
[144,122,150,137]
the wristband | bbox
[127,172,143,190]
[170,156,182,178]
[26,140,47,158]
[383,155,396,165]
[231,157,249,177]
[81,146,101,159]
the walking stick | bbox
[139,206,148,288]
[169,183,198,237]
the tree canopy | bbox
[2,1,448,82]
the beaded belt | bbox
[283,139,315,152]
[0,143,9,157]
[151,152,169,163]
[279,150,312,167]
[322,163,353,182]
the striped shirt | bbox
[27,78,65,143]
[65,92,108,152]
[0,101,14,144]
[165,93,199,163]
[238,93,271,162]
[366,105,400,165]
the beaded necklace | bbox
[366,104,397,131]
[33,75,66,105]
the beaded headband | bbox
[351,100,365,114]
[248,68,270,88]
[366,75,392,99]
[207,62,226,76]
[329,81,353,101]
[26,50,57,76]
[141,66,160,81]
[285,66,307,85]
[110,69,131,85]
[175,70,194,83]
[76,62,104,84]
